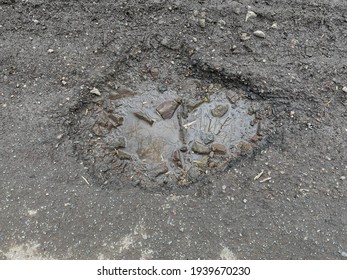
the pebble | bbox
[150,162,168,177]
[340,251,347,258]
[115,87,136,97]
[192,141,210,154]
[133,111,155,125]
[158,84,168,93]
[47,49,54,53]
[172,150,182,167]
[156,100,179,120]
[117,150,132,160]
[226,91,239,104]
[198,18,206,28]
[201,133,214,145]
[194,156,209,169]
[245,11,257,22]
[108,114,124,129]
[240,32,251,41]
[110,136,126,149]
[90,87,101,96]
[211,104,229,117]
[150,67,159,79]
[253,30,266,38]
[340,176,346,180]
[187,166,200,180]
[212,143,227,155]
[342,86,347,94]
[271,22,278,29]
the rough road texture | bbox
[1,0,346,259]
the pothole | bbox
[73,74,270,189]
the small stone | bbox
[340,176,346,180]
[342,86,347,94]
[56,134,64,140]
[212,143,227,155]
[33,19,39,24]
[340,251,347,258]
[254,30,266,38]
[198,18,206,28]
[240,33,251,41]
[92,124,106,136]
[192,141,210,154]
[108,114,124,129]
[156,100,179,119]
[172,150,182,168]
[150,162,169,177]
[225,91,239,104]
[133,111,155,125]
[245,10,257,22]
[201,133,214,145]
[117,150,132,160]
[194,156,209,169]
[61,80,67,86]
[271,22,278,29]
[150,67,159,79]
[90,87,101,96]
[158,84,168,93]
[109,87,136,100]
[218,19,226,28]
[110,136,126,149]
[47,49,54,53]
[243,199,247,204]
[116,87,136,97]
[211,104,229,117]
[180,146,188,152]
[187,166,200,181]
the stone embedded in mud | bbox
[133,111,155,125]
[212,143,227,155]
[149,162,169,177]
[109,136,126,149]
[225,91,240,104]
[150,67,159,79]
[156,100,179,120]
[211,104,229,118]
[238,142,254,156]
[201,133,215,145]
[194,156,209,169]
[92,124,106,136]
[158,84,168,93]
[172,150,182,167]
[188,166,200,180]
[109,87,136,100]
[108,113,124,129]
[117,150,132,160]
[192,141,210,154]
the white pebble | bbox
[254,30,266,38]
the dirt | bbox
[0,0,347,259]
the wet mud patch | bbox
[69,63,272,191]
